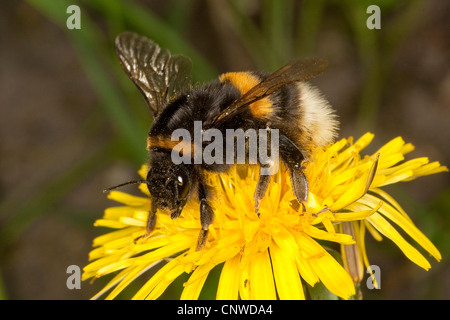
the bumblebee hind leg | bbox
[279,134,309,209]
[289,167,308,204]
[253,164,272,218]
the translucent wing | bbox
[115,32,192,117]
[212,58,328,126]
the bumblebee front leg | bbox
[197,180,214,250]
[134,201,157,243]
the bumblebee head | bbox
[146,164,191,218]
[103,163,191,219]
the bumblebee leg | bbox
[289,168,308,204]
[134,202,157,243]
[254,164,272,218]
[171,198,186,220]
[279,134,309,209]
[197,199,214,250]
[253,126,277,217]
[197,180,214,250]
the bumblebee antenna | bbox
[103,180,147,194]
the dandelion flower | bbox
[83,133,447,299]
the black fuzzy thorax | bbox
[150,74,301,139]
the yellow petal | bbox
[272,225,301,260]
[84,251,133,276]
[365,219,383,241]
[377,170,414,187]
[304,225,355,245]
[297,232,355,298]
[400,142,415,155]
[309,251,355,299]
[361,194,441,261]
[406,161,448,179]
[92,227,140,247]
[249,251,276,299]
[103,206,136,220]
[217,254,240,300]
[295,254,319,287]
[119,216,146,227]
[375,157,429,177]
[93,219,127,229]
[107,191,149,207]
[269,242,305,300]
[367,212,431,270]
[138,164,148,179]
[337,200,383,222]
[106,262,161,300]
[371,188,413,224]
[376,136,405,156]
[238,262,251,300]
[376,153,405,171]
[89,268,128,299]
[181,263,214,300]
[133,259,185,300]
[137,240,192,266]
[329,166,373,211]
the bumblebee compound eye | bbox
[176,169,190,200]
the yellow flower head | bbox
[83,133,447,299]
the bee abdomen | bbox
[295,82,339,149]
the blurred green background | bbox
[0,0,449,300]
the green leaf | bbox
[306,281,339,300]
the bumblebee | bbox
[107,32,338,250]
